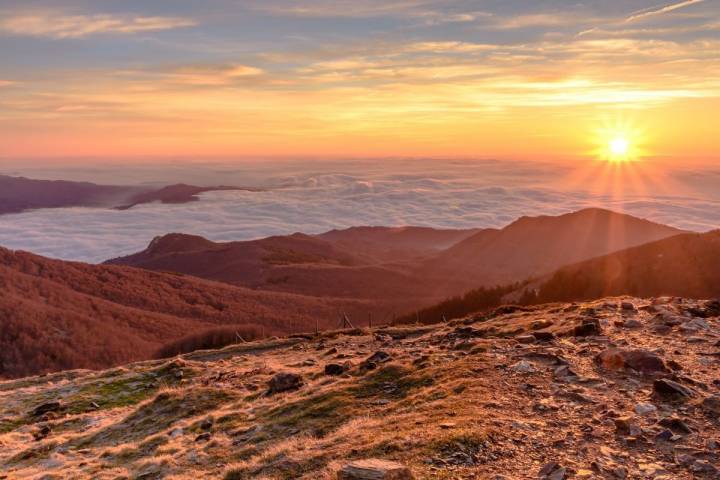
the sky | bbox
[0,0,719,161]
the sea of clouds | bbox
[1,158,719,263]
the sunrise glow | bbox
[0,2,718,161]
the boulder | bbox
[337,459,413,480]
[31,401,62,417]
[653,379,693,401]
[325,363,350,376]
[533,331,555,342]
[573,319,601,337]
[539,461,567,480]
[595,349,669,375]
[701,395,720,415]
[657,417,693,434]
[366,351,392,364]
[614,416,641,436]
[267,373,303,395]
[634,403,658,416]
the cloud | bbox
[625,0,706,23]
[1,159,718,263]
[0,80,15,87]
[0,13,196,39]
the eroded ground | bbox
[1,297,719,479]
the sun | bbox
[609,137,629,157]
[591,117,647,163]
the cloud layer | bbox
[0,13,195,38]
[1,159,718,263]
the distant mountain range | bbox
[0,175,255,215]
[108,208,685,301]
[2,206,718,379]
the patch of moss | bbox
[225,453,328,480]
[262,390,353,437]
[73,387,234,449]
[102,435,169,464]
[353,364,434,399]
[0,416,25,434]
[7,441,58,465]
[66,362,191,414]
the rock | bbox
[200,418,214,430]
[623,319,643,329]
[595,349,669,375]
[621,301,636,311]
[517,335,537,344]
[634,402,658,415]
[325,347,338,356]
[267,373,303,394]
[31,401,62,417]
[573,320,601,337]
[539,461,566,480]
[195,432,212,442]
[337,459,413,480]
[554,365,578,379]
[650,324,672,335]
[366,351,392,364]
[614,416,641,436]
[657,417,693,434]
[655,429,674,441]
[33,425,51,441]
[510,361,535,373]
[653,379,693,401]
[325,363,348,376]
[533,331,555,342]
[701,395,720,415]
[681,318,710,331]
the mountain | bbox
[0,175,252,215]
[420,208,685,294]
[0,246,382,379]
[533,230,720,302]
[316,226,484,263]
[109,209,685,304]
[2,296,718,479]
[106,227,482,302]
[0,175,141,215]
[114,183,254,210]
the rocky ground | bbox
[1,296,719,479]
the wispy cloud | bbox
[625,0,706,23]
[0,13,196,39]
[0,80,16,87]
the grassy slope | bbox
[1,297,718,479]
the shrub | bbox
[153,324,273,358]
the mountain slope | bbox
[106,227,481,300]
[0,247,380,378]
[1,297,718,479]
[534,230,720,302]
[0,175,140,215]
[421,208,685,294]
[0,175,251,215]
[107,209,685,304]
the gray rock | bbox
[634,402,658,415]
[267,372,303,394]
[653,379,693,401]
[337,459,413,479]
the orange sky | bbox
[1,1,719,162]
